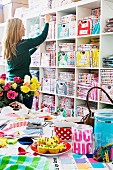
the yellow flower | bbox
[0,79,5,85]
[31,77,38,84]
[36,82,40,89]
[21,86,30,93]
[23,82,30,87]
[34,90,40,96]
[12,83,17,89]
[30,83,36,91]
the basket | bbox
[82,86,113,128]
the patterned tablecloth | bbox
[0,119,113,170]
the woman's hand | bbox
[45,14,50,23]
[36,45,39,49]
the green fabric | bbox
[0,155,55,170]
[30,157,40,168]
[0,156,12,170]
[7,23,49,81]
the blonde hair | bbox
[3,18,22,60]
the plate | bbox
[30,141,71,156]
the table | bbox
[0,116,113,170]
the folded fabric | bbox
[0,155,55,170]
[23,128,43,135]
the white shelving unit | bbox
[37,0,113,116]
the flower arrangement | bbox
[0,74,40,108]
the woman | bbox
[2,14,50,109]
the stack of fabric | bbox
[104,18,113,32]
[102,55,113,67]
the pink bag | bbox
[72,124,93,154]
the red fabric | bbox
[54,126,72,140]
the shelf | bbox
[30,66,39,69]
[57,37,76,40]
[99,101,113,105]
[101,32,113,36]
[40,66,56,68]
[57,66,75,69]
[45,39,56,42]
[76,67,99,70]
[76,97,98,103]
[40,90,55,95]
[77,34,100,38]
[56,94,75,98]
[100,67,113,70]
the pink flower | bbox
[7,90,18,100]
[13,77,23,83]
[3,83,11,91]
[0,74,6,80]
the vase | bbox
[22,96,33,109]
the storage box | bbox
[58,23,69,38]
[3,2,28,21]
[78,19,91,36]
[42,78,51,92]
[76,51,90,67]
[58,52,75,67]
[56,80,67,95]
[58,21,76,38]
